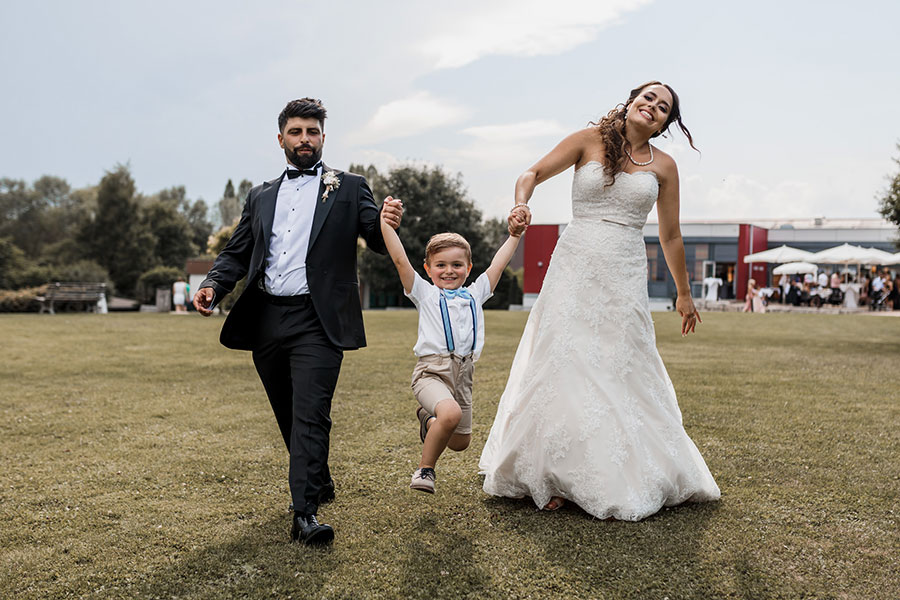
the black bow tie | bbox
[286,167,318,179]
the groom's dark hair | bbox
[278,98,327,132]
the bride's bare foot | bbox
[543,496,565,511]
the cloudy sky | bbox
[2,0,898,225]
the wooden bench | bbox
[37,282,107,314]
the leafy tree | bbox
[207,221,238,255]
[355,164,503,307]
[33,176,74,210]
[0,179,30,222]
[183,199,213,254]
[0,179,34,255]
[236,179,253,200]
[149,185,213,258]
[0,177,65,257]
[78,165,156,295]
[0,237,27,289]
[141,200,197,269]
[878,142,900,249]
[217,179,242,228]
[0,176,92,264]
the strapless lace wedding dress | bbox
[479,162,720,520]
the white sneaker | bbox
[410,467,436,493]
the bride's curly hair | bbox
[591,81,697,185]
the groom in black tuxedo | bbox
[193,98,402,546]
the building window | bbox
[690,244,709,282]
[647,244,663,281]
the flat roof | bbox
[645,217,894,230]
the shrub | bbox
[136,266,184,304]
[0,285,47,312]
[53,260,111,285]
[9,264,56,289]
[0,237,113,293]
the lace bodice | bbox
[571,162,659,229]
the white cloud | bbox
[420,0,653,70]
[349,149,403,172]
[679,174,824,221]
[350,91,470,145]
[462,119,568,142]
[439,119,569,170]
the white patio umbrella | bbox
[773,262,819,275]
[892,252,900,265]
[742,245,816,264]
[810,243,871,265]
[861,247,898,265]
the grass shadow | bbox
[395,513,496,599]
[126,512,342,599]
[478,493,791,599]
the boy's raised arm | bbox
[485,228,524,293]
[380,197,416,294]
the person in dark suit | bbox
[193,98,402,546]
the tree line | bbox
[879,142,900,240]
[0,163,522,308]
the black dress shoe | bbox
[290,512,334,546]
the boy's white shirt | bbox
[405,271,493,361]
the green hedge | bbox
[136,266,184,305]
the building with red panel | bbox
[522,218,896,305]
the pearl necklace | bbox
[625,144,653,166]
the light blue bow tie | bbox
[439,288,477,354]
[442,288,473,300]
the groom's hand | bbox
[193,287,215,317]
[382,196,403,230]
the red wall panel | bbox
[523,225,561,294]
[737,224,769,300]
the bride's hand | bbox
[675,295,701,336]
[507,205,531,232]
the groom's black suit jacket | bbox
[200,165,387,351]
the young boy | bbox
[380,196,525,493]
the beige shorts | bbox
[410,354,474,435]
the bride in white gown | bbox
[479,81,720,520]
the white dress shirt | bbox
[265,164,321,296]
[405,272,493,361]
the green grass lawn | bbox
[1,310,898,599]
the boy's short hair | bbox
[278,98,327,132]
[425,233,472,265]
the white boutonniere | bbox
[321,170,340,202]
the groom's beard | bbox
[285,144,323,169]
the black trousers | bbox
[251,299,343,515]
